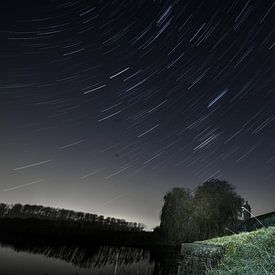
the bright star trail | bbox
[0,0,274,229]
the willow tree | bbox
[159,179,244,244]
[194,179,244,239]
[160,187,193,244]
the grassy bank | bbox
[203,226,275,274]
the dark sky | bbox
[0,0,274,229]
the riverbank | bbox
[202,226,275,274]
[0,217,157,247]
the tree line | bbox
[157,179,244,244]
[0,179,244,245]
[0,203,145,232]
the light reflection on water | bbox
[0,242,158,275]
[0,240,210,274]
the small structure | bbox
[243,201,251,221]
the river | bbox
[0,241,182,275]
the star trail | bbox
[0,0,274,229]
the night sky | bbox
[0,0,274,229]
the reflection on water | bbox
[6,243,149,270]
[0,241,177,275]
[0,240,210,274]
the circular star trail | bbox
[0,0,274,228]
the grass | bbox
[202,226,275,274]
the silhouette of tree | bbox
[0,203,144,232]
[160,187,193,244]
[194,179,244,239]
[159,179,244,244]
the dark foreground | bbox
[0,217,181,274]
[0,238,182,275]
[0,217,156,246]
[0,218,221,274]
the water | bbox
[0,241,180,275]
